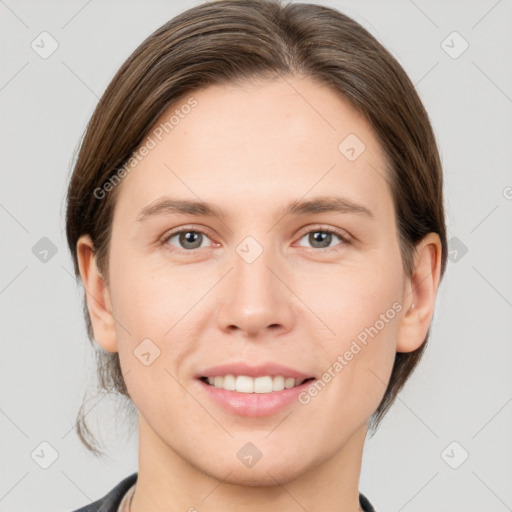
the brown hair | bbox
[65,0,447,456]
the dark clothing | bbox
[70,473,137,512]
[71,472,376,512]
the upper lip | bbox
[198,362,314,380]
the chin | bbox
[214,463,306,487]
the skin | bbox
[77,74,442,512]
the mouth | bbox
[199,375,316,394]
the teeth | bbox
[223,374,236,391]
[205,375,307,393]
[285,377,295,389]
[272,375,285,391]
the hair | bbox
[65,0,447,456]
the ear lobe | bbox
[396,232,443,353]
[76,234,118,353]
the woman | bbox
[66,1,446,510]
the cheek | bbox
[300,256,404,343]
[296,257,404,411]
[108,253,214,401]
[108,248,209,337]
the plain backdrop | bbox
[1,1,511,511]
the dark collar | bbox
[71,473,376,512]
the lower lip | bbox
[197,378,315,417]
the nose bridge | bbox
[235,236,275,298]
[216,233,294,336]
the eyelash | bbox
[160,225,352,253]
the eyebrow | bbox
[135,195,374,223]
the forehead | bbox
[113,75,391,221]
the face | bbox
[88,75,412,485]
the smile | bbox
[200,375,314,393]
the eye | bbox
[160,225,351,253]
[162,227,214,251]
[295,227,351,250]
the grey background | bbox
[1,1,511,511]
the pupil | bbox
[180,231,201,249]
[310,231,330,248]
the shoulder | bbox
[69,472,138,512]
[69,474,373,512]
[359,492,377,512]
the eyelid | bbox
[160,223,353,252]
[294,224,353,248]
[160,224,218,250]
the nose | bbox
[216,241,296,339]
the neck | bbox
[131,415,367,512]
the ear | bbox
[396,232,443,353]
[76,234,118,353]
